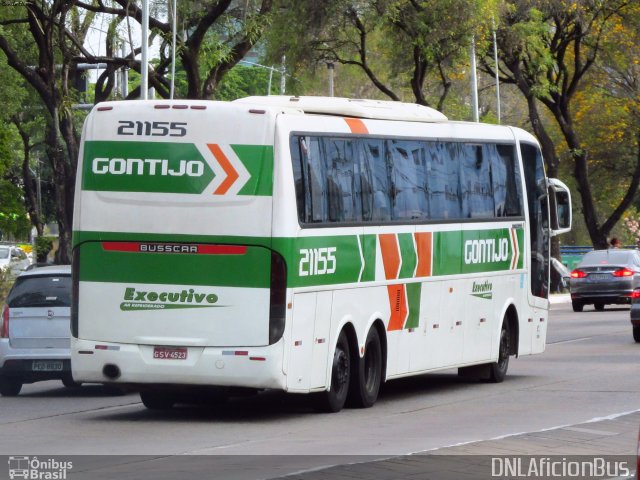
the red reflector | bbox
[97,106,113,111]
[250,357,266,361]
[570,269,587,278]
[235,351,248,356]
[154,105,170,109]
[172,105,188,109]
[95,345,108,350]
[249,109,266,114]
[613,268,634,277]
[190,105,207,110]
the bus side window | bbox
[323,138,361,223]
[426,142,462,220]
[493,144,523,217]
[305,136,327,223]
[356,140,374,222]
[364,139,391,222]
[460,144,494,219]
[291,136,306,222]
[388,140,427,221]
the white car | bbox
[0,245,11,271]
[0,245,31,278]
[0,265,73,395]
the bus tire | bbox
[314,331,351,413]
[140,390,175,410]
[349,327,382,408]
[488,321,510,383]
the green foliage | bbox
[35,236,54,263]
[216,65,279,100]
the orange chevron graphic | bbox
[414,232,432,277]
[379,234,401,280]
[387,284,408,331]
[207,144,239,195]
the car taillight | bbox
[613,267,634,277]
[570,269,587,278]
[1,304,9,338]
[269,251,287,345]
[632,290,640,299]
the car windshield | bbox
[0,247,9,259]
[7,275,72,308]
[579,250,636,267]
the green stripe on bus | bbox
[232,145,274,196]
[360,234,376,282]
[405,282,421,329]
[398,233,417,279]
[78,241,272,288]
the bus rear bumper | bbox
[71,338,287,390]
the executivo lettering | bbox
[120,287,220,311]
[471,280,493,300]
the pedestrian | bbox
[609,237,622,249]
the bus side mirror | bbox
[548,178,572,236]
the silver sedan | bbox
[569,249,640,312]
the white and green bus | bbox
[71,96,571,411]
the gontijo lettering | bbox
[92,157,205,177]
[464,238,509,265]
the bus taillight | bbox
[269,251,286,345]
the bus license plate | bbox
[32,360,63,371]
[153,347,188,360]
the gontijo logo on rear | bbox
[82,140,274,196]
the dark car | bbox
[629,289,640,342]
[569,249,640,312]
[0,265,73,396]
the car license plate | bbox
[32,360,63,371]
[153,347,188,360]
[589,273,610,280]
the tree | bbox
[489,0,637,248]
[267,0,496,111]
[0,1,96,262]
[77,0,275,99]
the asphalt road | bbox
[0,299,638,478]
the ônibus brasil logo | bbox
[121,287,221,311]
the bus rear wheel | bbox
[349,327,382,408]
[314,331,351,413]
[488,321,510,383]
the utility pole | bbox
[280,56,286,95]
[470,36,479,122]
[140,0,149,99]
[327,62,334,97]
